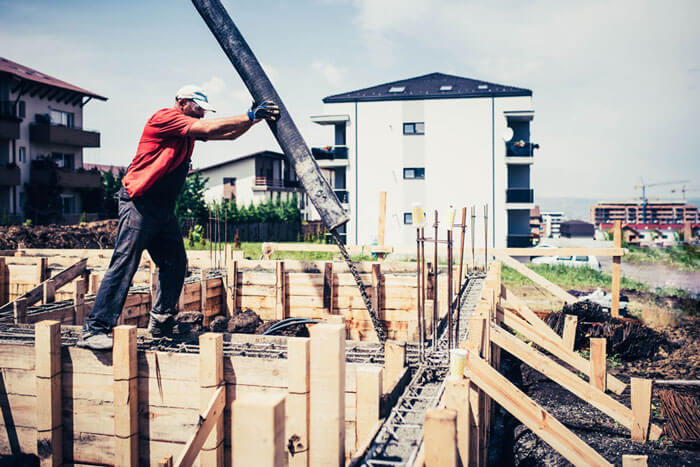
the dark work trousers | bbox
[84,193,187,334]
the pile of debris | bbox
[174,308,309,337]
[544,301,671,360]
[0,220,118,249]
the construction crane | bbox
[633,179,690,223]
[670,185,700,201]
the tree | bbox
[175,172,209,225]
[100,168,125,218]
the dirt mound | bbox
[0,220,117,250]
[545,300,671,360]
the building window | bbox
[18,101,26,118]
[403,168,425,179]
[19,192,25,209]
[18,147,26,163]
[223,177,236,185]
[49,108,74,128]
[52,152,74,170]
[60,194,76,214]
[403,212,413,225]
[403,122,425,135]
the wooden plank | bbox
[562,314,577,352]
[0,257,7,307]
[13,297,27,324]
[424,408,458,467]
[309,323,346,466]
[443,375,470,467]
[287,337,310,467]
[159,456,173,467]
[174,385,225,467]
[276,261,287,320]
[497,255,577,302]
[355,366,382,450]
[35,320,62,467]
[464,349,612,467]
[42,279,55,305]
[622,455,648,467]
[199,333,223,466]
[73,278,87,324]
[489,326,663,441]
[590,338,607,392]
[383,340,406,391]
[323,262,333,313]
[371,264,383,318]
[630,378,652,442]
[232,394,286,467]
[113,325,138,467]
[226,260,237,315]
[612,220,622,317]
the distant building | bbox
[0,56,107,222]
[308,72,537,247]
[601,222,694,248]
[529,206,541,245]
[83,163,126,178]
[193,151,301,206]
[591,200,698,228]
[541,211,565,238]
[560,220,594,238]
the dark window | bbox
[403,212,413,224]
[223,177,236,185]
[51,152,74,170]
[18,101,26,118]
[403,168,425,179]
[18,147,26,163]
[403,122,425,135]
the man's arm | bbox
[187,114,256,138]
[203,123,256,141]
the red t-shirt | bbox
[122,107,198,198]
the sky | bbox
[2,0,699,201]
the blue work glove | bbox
[247,100,280,121]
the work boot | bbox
[148,314,176,338]
[77,331,113,351]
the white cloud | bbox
[202,76,226,96]
[311,60,344,86]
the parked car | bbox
[531,254,601,271]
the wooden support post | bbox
[612,220,622,317]
[371,263,383,320]
[113,325,138,466]
[0,257,7,306]
[13,297,27,324]
[622,455,648,467]
[424,408,458,467]
[176,386,226,467]
[233,394,286,467]
[42,279,55,304]
[384,340,406,390]
[36,257,48,283]
[199,333,224,466]
[356,366,383,449]
[276,261,287,320]
[150,260,158,303]
[590,338,607,392]
[309,323,346,466]
[630,378,652,442]
[200,269,209,315]
[562,314,578,352]
[89,272,100,294]
[35,320,62,467]
[287,337,310,467]
[73,278,87,324]
[226,259,237,315]
[323,262,334,314]
[158,456,173,467]
[443,375,470,467]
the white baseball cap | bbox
[175,85,216,112]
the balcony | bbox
[0,164,21,186]
[30,122,100,148]
[0,101,21,139]
[506,188,534,204]
[507,234,532,247]
[311,146,348,160]
[506,141,538,157]
[334,189,349,204]
[30,166,102,189]
[253,177,300,191]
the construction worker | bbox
[78,85,279,350]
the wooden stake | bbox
[276,261,287,320]
[175,386,226,467]
[114,325,138,466]
[233,394,286,467]
[612,220,622,317]
[590,338,607,392]
[0,257,7,306]
[226,259,238,315]
[42,278,55,304]
[356,366,383,449]
[89,272,100,294]
[309,323,346,466]
[384,340,406,390]
[443,375,470,467]
[35,320,62,467]
[199,333,224,466]
[13,297,27,324]
[36,257,48,283]
[158,456,173,467]
[622,455,648,467]
[424,408,458,467]
[562,314,578,352]
[73,278,87,324]
[630,378,652,442]
[200,270,209,316]
[371,263,383,321]
[323,262,334,314]
[287,337,310,467]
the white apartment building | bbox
[541,211,565,238]
[0,57,106,222]
[307,73,537,247]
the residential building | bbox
[193,151,301,206]
[591,200,698,228]
[0,57,107,222]
[541,211,565,238]
[601,222,694,248]
[308,72,537,247]
[560,220,594,239]
[529,206,542,245]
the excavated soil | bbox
[0,221,117,250]
[173,309,309,338]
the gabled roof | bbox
[323,72,532,103]
[193,151,284,174]
[0,57,107,101]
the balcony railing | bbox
[311,146,349,160]
[30,122,100,148]
[334,189,349,204]
[507,234,532,247]
[30,166,102,189]
[0,165,21,186]
[506,188,534,203]
[506,141,538,157]
[0,101,21,139]
[254,177,300,189]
